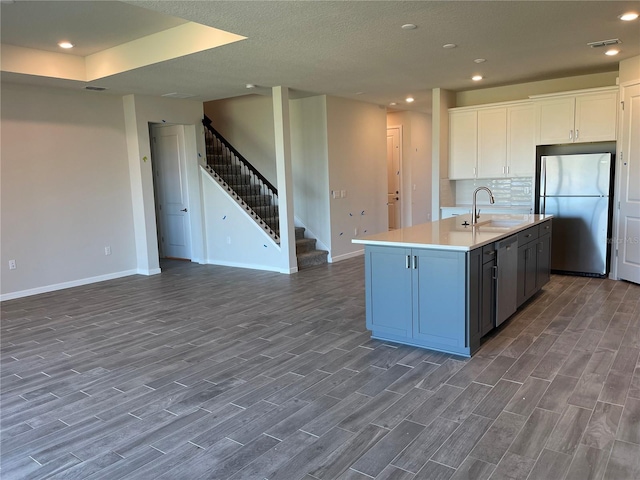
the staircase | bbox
[296,227,329,269]
[203,116,328,269]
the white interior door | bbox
[151,124,192,260]
[387,127,401,230]
[616,83,640,284]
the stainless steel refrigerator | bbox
[537,153,613,276]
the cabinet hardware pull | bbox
[575,129,579,140]
[406,255,410,269]
[412,256,418,269]
[492,265,498,280]
[569,130,573,140]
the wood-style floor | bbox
[1,258,639,480]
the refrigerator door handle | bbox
[541,157,547,214]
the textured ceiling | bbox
[0,1,188,56]
[2,1,639,113]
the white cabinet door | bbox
[477,108,507,179]
[507,104,535,176]
[449,110,477,179]
[575,92,618,142]
[535,97,575,145]
[535,89,618,145]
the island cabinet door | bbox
[412,249,467,350]
[365,246,413,338]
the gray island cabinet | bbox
[353,214,552,357]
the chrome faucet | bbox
[471,186,495,226]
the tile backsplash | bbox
[454,177,534,207]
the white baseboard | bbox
[0,269,139,301]
[137,268,162,276]
[206,259,288,274]
[329,249,364,263]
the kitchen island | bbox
[352,214,553,357]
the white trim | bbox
[205,259,295,274]
[137,268,162,276]
[0,269,139,301]
[620,79,640,88]
[329,249,364,263]
[528,85,618,99]
[387,125,403,229]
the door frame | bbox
[149,122,194,262]
[611,81,640,282]
[387,125,403,229]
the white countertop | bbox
[352,214,553,251]
[441,205,532,211]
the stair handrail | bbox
[202,115,278,196]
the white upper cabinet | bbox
[533,87,618,145]
[507,104,536,177]
[449,110,478,180]
[477,108,507,178]
[449,102,535,180]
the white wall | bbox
[204,94,277,185]
[326,96,387,261]
[290,96,331,250]
[409,112,432,225]
[1,83,137,299]
[0,85,207,300]
[201,169,286,272]
[456,71,619,106]
[620,55,640,84]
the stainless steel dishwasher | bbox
[495,236,518,327]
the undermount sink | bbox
[475,219,526,229]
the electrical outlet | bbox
[354,228,358,236]
[341,190,347,198]
[8,259,16,270]
[104,246,111,256]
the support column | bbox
[123,94,161,275]
[431,88,456,221]
[272,86,297,273]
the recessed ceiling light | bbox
[443,43,457,49]
[58,41,74,49]
[405,97,415,103]
[389,102,397,106]
[401,24,417,30]
[619,12,639,21]
[605,49,620,56]
[474,58,486,64]
[355,92,364,95]
[472,75,483,81]
[245,84,256,89]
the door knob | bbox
[180,208,188,212]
